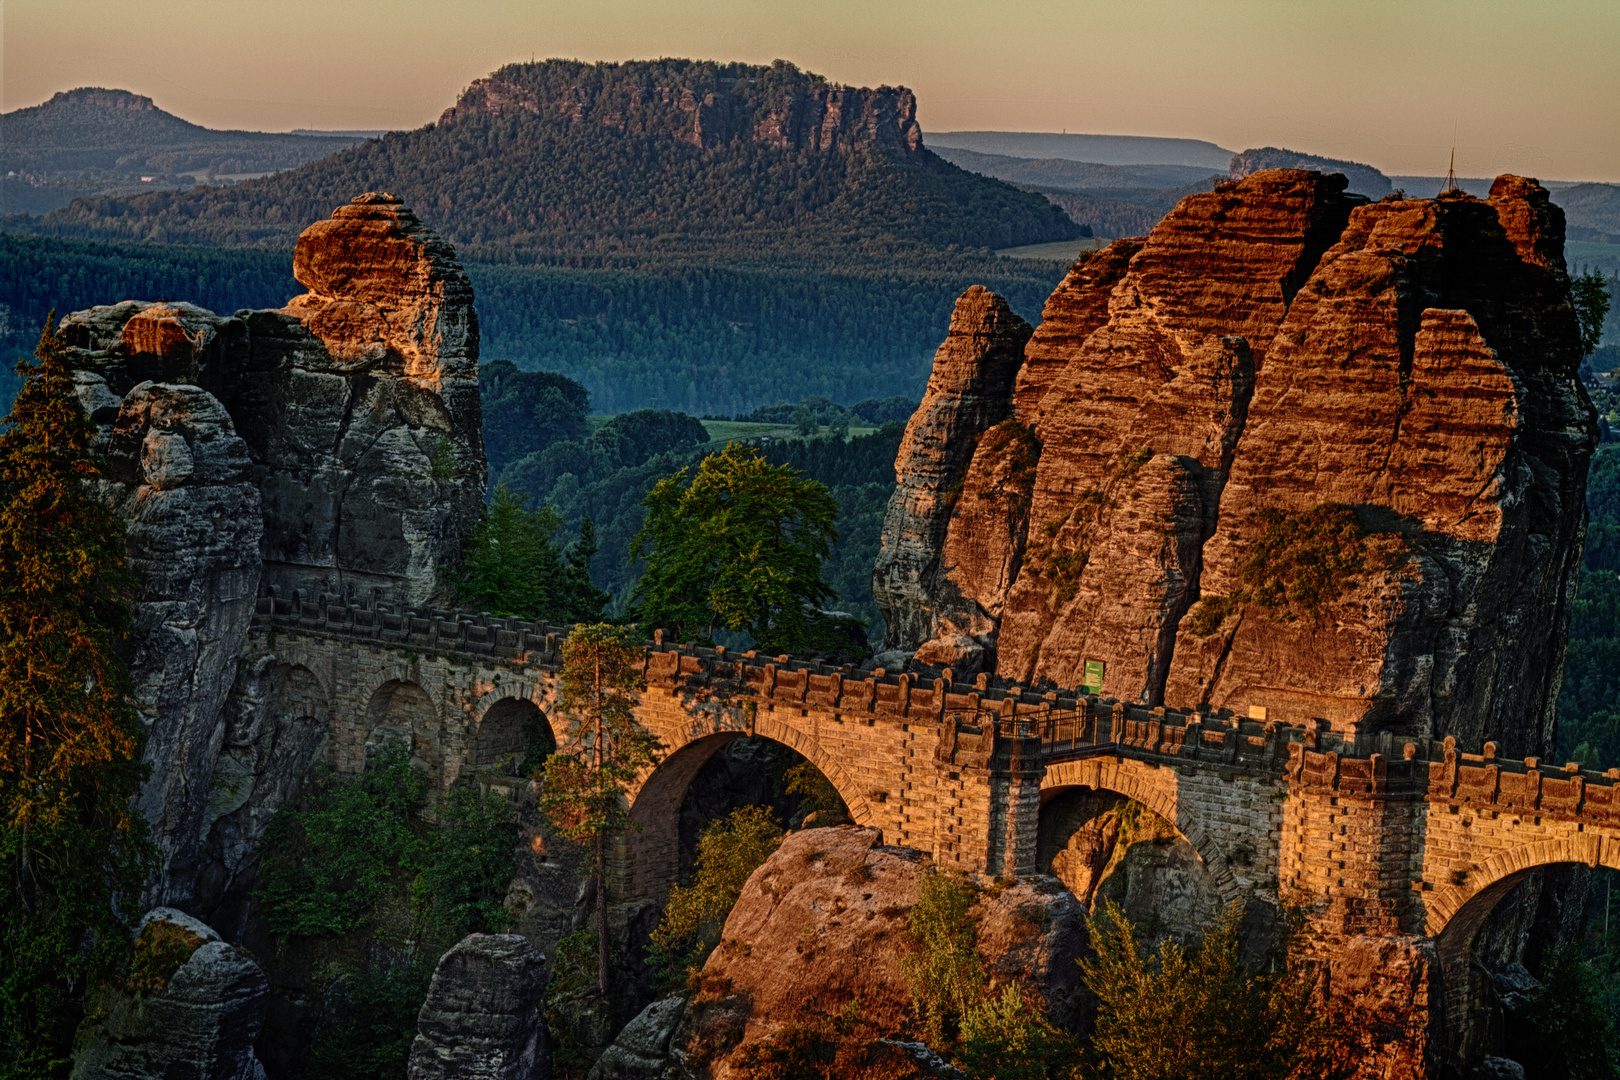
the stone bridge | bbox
[253,588,1620,1066]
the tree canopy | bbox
[454,484,607,624]
[0,318,154,1076]
[629,442,840,651]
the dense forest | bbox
[20,60,1075,254]
[0,233,1065,414]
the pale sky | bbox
[5,0,1618,181]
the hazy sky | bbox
[6,0,1618,180]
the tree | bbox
[0,316,155,1076]
[454,484,606,623]
[647,805,784,987]
[538,623,661,994]
[1574,270,1614,358]
[1079,901,1349,1080]
[629,442,839,651]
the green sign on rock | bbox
[1082,658,1105,694]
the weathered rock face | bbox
[871,286,1032,664]
[1163,180,1593,751]
[440,66,923,158]
[72,908,270,1080]
[1326,935,1440,1080]
[882,170,1595,751]
[1229,146,1393,198]
[59,194,487,909]
[409,933,551,1080]
[653,826,1084,1077]
[229,192,486,608]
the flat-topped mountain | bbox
[27,60,1077,255]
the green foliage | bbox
[0,317,156,1078]
[1576,271,1616,358]
[1560,442,1620,767]
[253,746,431,939]
[1507,943,1619,1080]
[544,928,605,1079]
[454,484,607,623]
[124,921,203,999]
[1190,503,1409,633]
[902,870,986,1045]
[479,360,591,478]
[956,983,1081,1080]
[783,762,847,825]
[648,806,785,987]
[630,443,840,651]
[539,623,662,993]
[255,744,518,943]
[414,786,520,938]
[304,958,438,1080]
[1078,900,1348,1080]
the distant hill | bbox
[21,61,1077,255]
[0,88,366,213]
[929,147,1218,191]
[925,131,1232,169]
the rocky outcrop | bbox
[232,192,485,607]
[654,826,1083,1076]
[871,287,1032,663]
[1162,180,1592,751]
[1229,146,1392,198]
[59,194,487,908]
[409,934,551,1080]
[1326,935,1440,1080]
[883,170,1595,751]
[439,62,923,158]
[71,908,270,1080]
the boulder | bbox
[409,933,550,1080]
[71,908,269,1080]
[586,996,688,1080]
[665,826,1084,1076]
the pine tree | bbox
[0,317,154,1077]
[537,623,660,994]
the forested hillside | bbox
[25,60,1075,254]
[0,233,1062,414]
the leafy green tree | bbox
[304,958,437,1080]
[1079,901,1349,1080]
[0,317,156,1077]
[538,624,661,994]
[1505,943,1618,1080]
[902,870,987,1046]
[415,786,520,938]
[455,484,607,623]
[1575,270,1615,358]
[647,805,785,986]
[630,443,839,651]
[956,983,1080,1080]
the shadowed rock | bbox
[409,934,551,1080]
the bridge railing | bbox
[251,589,1620,808]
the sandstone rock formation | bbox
[71,908,270,1080]
[871,287,1032,668]
[1229,146,1392,198]
[440,67,923,158]
[59,193,487,909]
[651,826,1084,1076]
[409,934,551,1080]
[880,170,1595,753]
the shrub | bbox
[1506,943,1619,1080]
[414,786,520,938]
[304,958,437,1080]
[253,745,430,939]
[124,920,203,998]
[902,870,985,1044]
[1079,900,1349,1080]
[648,806,785,987]
[731,999,925,1080]
[956,983,1080,1080]
[784,761,847,825]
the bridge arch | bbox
[1039,758,1239,900]
[473,697,556,774]
[362,677,442,781]
[622,721,873,904]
